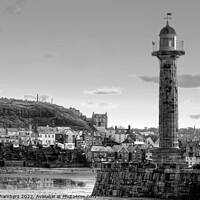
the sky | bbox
[0,0,200,129]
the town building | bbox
[0,128,6,135]
[121,135,135,147]
[139,131,156,136]
[91,146,108,162]
[106,127,115,140]
[6,128,20,136]
[30,132,39,146]
[184,140,200,167]
[145,135,159,148]
[127,144,144,163]
[91,112,108,129]
[94,126,107,138]
[140,143,154,161]
[106,146,115,162]
[37,126,57,146]
[112,145,129,162]
[88,145,115,167]
[62,129,77,144]
[114,126,132,143]
[0,135,10,144]
[85,132,103,147]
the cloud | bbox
[84,87,122,95]
[24,94,50,102]
[138,76,159,84]
[136,74,200,88]
[189,114,200,120]
[99,103,109,108]
[24,95,36,100]
[98,103,117,109]
[81,102,117,109]
[44,52,58,58]
[3,0,27,15]
[81,102,97,109]
[39,95,50,102]
[178,75,200,88]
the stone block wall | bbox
[92,162,200,199]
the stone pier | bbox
[92,162,200,199]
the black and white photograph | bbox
[0,0,200,199]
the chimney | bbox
[37,94,39,102]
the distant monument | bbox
[151,13,185,164]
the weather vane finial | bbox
[164,13,172,25]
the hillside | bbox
[0,98,94,131]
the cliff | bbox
[0,98,94,131]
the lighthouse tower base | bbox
[151,147,185,165]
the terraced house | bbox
[114,125,132,143]
[127,144,144,163]
[85,132,102,147]
[112,145,129,162]
[37,126,56,146]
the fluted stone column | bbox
[159,56,178,148]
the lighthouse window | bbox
[161,38,174,49]
[169,39,174,47]
[160,38,168,47]
[163,38,168,47]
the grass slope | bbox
[0,98,93,131]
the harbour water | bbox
[0,168,96,200]
[0,167,162,200]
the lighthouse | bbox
[152,14,185,163]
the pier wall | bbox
[92,162,200,199]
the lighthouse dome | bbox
[159,23,176,35]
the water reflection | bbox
[0,176,86,190]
